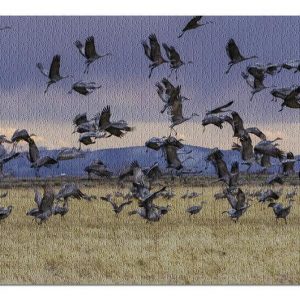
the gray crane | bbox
[84,160,112,179]
[270,86,300,111]
[95,106,133,138]
[168,96,198,134]
[75,36,111,74]
[56,182,95,202]
[52,201,69,218]
[225,39,257,74]
[178,16,212,38]
[268,200,294,224]
[68,81,102,96]
[100,195,132,215]
[254,139,284,161]
[142,34,167,78]
[222,188,250,222]
[258,189,280,203]
[26,186,55,224]
[0,205,13,221]
[37,55,71,93]
[266,174,284,185]
[162,43,192,79]
[27,137,57,176]
[281,152,297,175]
[205,148,239,188]
[78,131,106,149]
[281,60,300,73]
[186,201,206,216]
[156,79,189,114]
[56,147,85,161]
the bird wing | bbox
[216,159,230,182]
[236,189,246,210]
[49,55,61,78]
[41,156,58,166]
[183,16,202,30]
[74,40,86,57]
[208,101,234,114]
[155,82,165,101]
[170,98,183,121]
[1,152,20,164]
[246,127,266,140]
[230,161,239,174]
[118,201,133,210]
[225,191,238,209]
[73,113,88,126]
[162,78,176,92]
[28,138,40,163]
[231,111,244,136]
[247,66,265,81]
[145,163,162,180]
[226,39,243,61]
[99,106,111,127]
[149,34,163,62]
[287,152,295,159]
[162,43,172,60]
[85,36,97,59]
[141,40,151,60]
[34,189,42,209]
[36,63,49,77]
[41,186,55,212]
[168,47,181,63]
[165,145,182,169]
[142,186,166,206]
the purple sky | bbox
[0,16,299,152]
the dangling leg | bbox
[84,63,91,74]
[225,63,234,74]
[168,68,175,78]
[44,82,53,94]
[148,66,155,78]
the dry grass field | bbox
[0,178,299,284]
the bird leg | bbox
[225,63,234,74]
[148,66,156,78]
[84,63,91,74]
[168,68,175,78]
[44,82,53,94]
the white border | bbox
[1,286,300,299]
[1,0,300,298]
[0,0,300,15]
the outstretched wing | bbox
[34,189,42,209]
[149,34,163,62]
[246,127,266,140]
[236,189,246,210]
[142,40,151,60]
[118,200,133,210]
[49,55,61,78]
[226,39,243,61]
[207,101,234,114]
[183,16,202,30]
[85,36,97,59]
[231,111,244,136]
[74,40,85,57]
[99,106,111,127]
[36,63,49,77]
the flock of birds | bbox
[0,17,299,225]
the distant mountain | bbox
[3,146,299,178]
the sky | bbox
[0,16,299,153]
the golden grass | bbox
[0,182,299,284]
